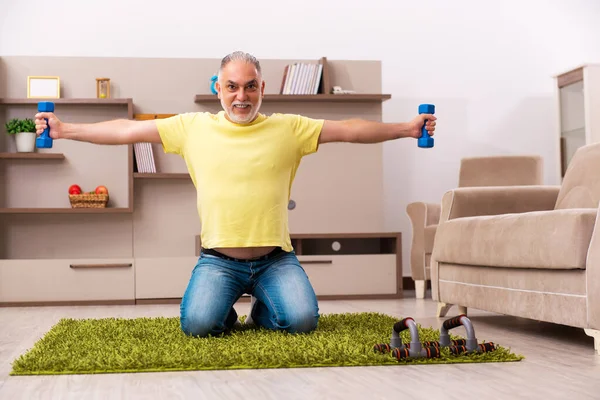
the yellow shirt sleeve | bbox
[155,112,200,155]
[289,114,325,157]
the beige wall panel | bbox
[132,179,200,258]
[134,257,197,299]
[0,213,133,259]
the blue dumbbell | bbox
[417,103,435,148]
[36,101,55,148]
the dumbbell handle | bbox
[417,103,435,148]
[443,314,466,330]
[393,317,414,333]
[392,345,440,360]
[450,342,496,355]
[36,101,55,149]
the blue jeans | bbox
[179,249,320,337]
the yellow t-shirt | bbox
[155,110,325,252]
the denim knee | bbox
[180,313,215,338]
[180,305,227,338]
[280,308,319,334]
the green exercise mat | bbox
[10,312,523,375]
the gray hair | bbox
[219,51,262,75]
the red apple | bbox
[95,185,108,195]
[68,184,82,195]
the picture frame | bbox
[27,76,61,98]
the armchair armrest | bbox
[406,202,441,226]
[432,185,560,301]
[440,185,561,221]
[587,208,600,329]
[406,202,441,281]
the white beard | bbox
[221,97,262,124]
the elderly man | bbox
[34,51,437,338]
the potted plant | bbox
[5,118,37,152]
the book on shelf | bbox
[133,142,156,173]
[279,62,323,95]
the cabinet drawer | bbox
[0,259,134,303]
[135,257,197,299]
[298,254,398,296]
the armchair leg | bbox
[584,329,600,355]
[436,303,467,317]
[415,280,426,299]
[437,302,454,317]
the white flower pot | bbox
[15,131,36,152]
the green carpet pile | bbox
[11,312,523,375]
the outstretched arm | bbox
[318,114,436,144]
[34,112,162,145]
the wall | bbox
[2,0,600,275]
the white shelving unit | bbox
[555,64,600,178]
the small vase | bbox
[15,131,36,152]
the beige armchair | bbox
[430,142,600,354]
[406,155,543,298]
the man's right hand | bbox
[35,112,63,139]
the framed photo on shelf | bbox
[27,76,61,98]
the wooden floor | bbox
[1,293,599,399]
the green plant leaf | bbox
[5,118,36,134]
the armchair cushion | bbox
[555,142,600,209]
[458,155,543,187]
[433,208,597,269]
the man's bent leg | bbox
[180,255,246,337]
[250,252,319,334]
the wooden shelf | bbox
[0,98,133,106]
[0,152,65,160]
[134,173,190,179]
[194,94,391,103]
[0,207,132,214]
[291,232,400,239]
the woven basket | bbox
[69,193,109,208]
